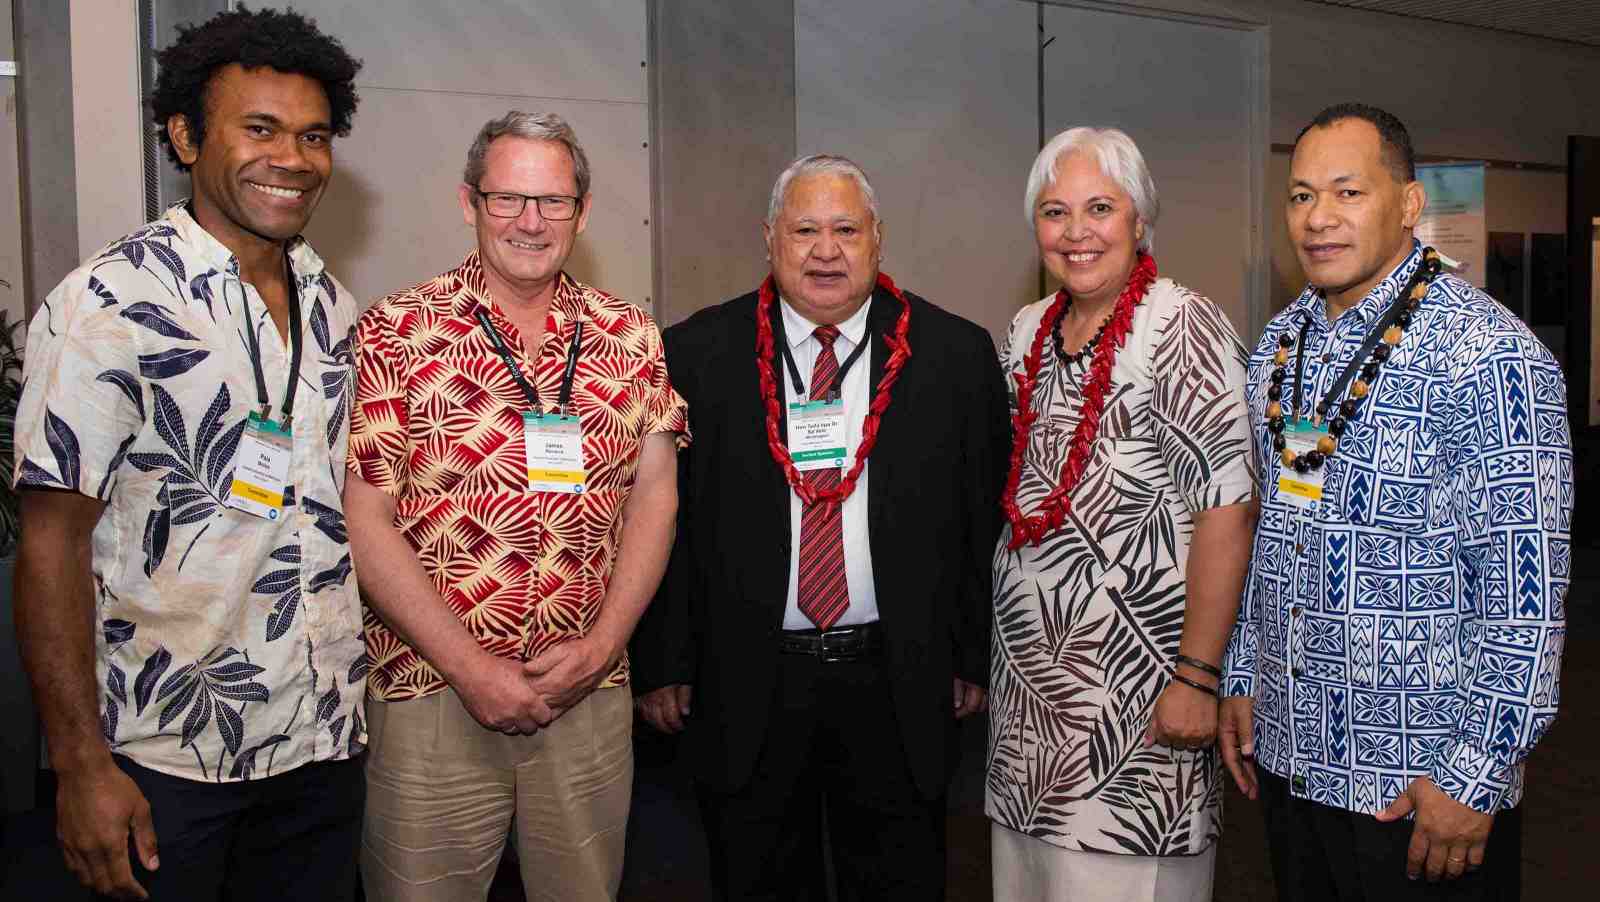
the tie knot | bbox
[813,325,841,347]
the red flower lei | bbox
[756,272,912,505]
[1002,252,1158,549]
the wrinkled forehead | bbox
[481,136,578,191]
[778,172,875,223]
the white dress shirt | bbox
[778,295,880,629]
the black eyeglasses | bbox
[472,187,582,221]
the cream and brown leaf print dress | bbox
[986,278,1254,856]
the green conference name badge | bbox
[1276,421,1327,510]
[225,411,292,520]
[787,398,847,471]
[523,410,587,494]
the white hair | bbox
[1024,127,1159,252]
[765,154,880,227]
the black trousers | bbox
[101,754,365,902]
[1258,770,1521,901]
[697,651,946,902]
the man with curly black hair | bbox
[11,8,366,901]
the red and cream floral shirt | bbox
[348,254,687,701]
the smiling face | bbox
[459,136,591,304]
[172,64,333,254]
[1033,151,1144,309]
[1287,118,1425,316]
[762,172,882,325]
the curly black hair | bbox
[1294,103,1417,184]
[150,6,362,171]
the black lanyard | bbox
[771,301,871,400]
[474,309,584,413]
[1292,271,1418,425]
[243,254,303,425]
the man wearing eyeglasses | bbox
[344,110,686,901]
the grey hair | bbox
[1024,127,1159,252]
[765,154,880,227]
[462,111,592,198]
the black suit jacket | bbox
[631,286,1009,798]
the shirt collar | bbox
[453,251,588,327]
[164,201,324,280]
[1290,240,1423,331]
[778,292,873,350]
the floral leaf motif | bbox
[156,669,200,730]
[347,708,365,756]
[150,384,192,463]
[178,687,213,748]
[315,685,340,723]
[132,646,171,715]
[138,347,211,379]
[348,654,370,685]
[264,587,301,642]
[102,694,118,742]
[310,298,331,354]
[209,680,269,703]
[215,702,245,756]
[17,459,65,487]
[119,240,145,270]
[142,485,171,576]
[88,276,118,307]
[120,302,198,341]
[309,555,352,593]
[190,270,218,319]
[205,419,247,490]
[228,733,289,781]
[270,545,301,564]
[103,619,136,646]
[301,496,347,545]
[44,409,82,490]
[155,661,198,704]
[97,434,138,500]
[317,273,336,304]
[327,714,346,744]
[106,663,127,706]
[146,241,188,291]
[95,370,146,423]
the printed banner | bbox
[1414,162,1486,287]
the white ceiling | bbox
[1306,0,1600,47]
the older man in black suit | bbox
[631,154,1009,901]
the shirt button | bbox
[1291,606,1304,618]
[1320,354,1330,363]
[1295,542,1305,554]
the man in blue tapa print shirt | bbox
[1220,103,1571,901]
[11,9,366,901]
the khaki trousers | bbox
[360,685,633,902]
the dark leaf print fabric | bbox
[13,205,368,782]
[986,280,1253,856]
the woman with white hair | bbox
[985,127,1256,899]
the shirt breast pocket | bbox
[1332,419,1440,532]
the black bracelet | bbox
[1170,673,1219,697]
[1175,654,1223,679]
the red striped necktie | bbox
[796,325,850,630]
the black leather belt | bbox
[778,622,883,662]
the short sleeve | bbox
[13,270,147,499]
[636,316,689,441]
[346,306,412,496]
[1148,286,1255,514]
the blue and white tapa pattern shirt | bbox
[13,204,366,782]
[1223,242,1571,815]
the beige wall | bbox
[293,0,652,310]
[0,0,24,327]
[69,0,143,257]
[1267,154,1568,313]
